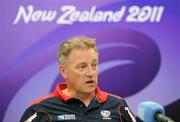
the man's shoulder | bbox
[107,93,123,100]
[106,92,126,103]
[30,92,57,107]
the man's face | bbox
[60,48,98,94]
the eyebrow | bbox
[76,59,98,66]
[91,59,98,64]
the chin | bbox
[84,88,96,94]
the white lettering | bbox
[57,114,76,120]
[13,5,164,25]
[56,5,76,24]
[126,6,164,22]
[41,11,57,21]
[13,5,33,24]
[112,6,126,22]
[78,11,88,22]
[57,5,126,25]
[93,11,104,22]
[13,5,56,24]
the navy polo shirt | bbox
[20,83,136,122]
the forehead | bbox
[66,48,98,64]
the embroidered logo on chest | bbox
[57,114,76,120]
[100,110,111,119]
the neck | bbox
[63,88,95,107]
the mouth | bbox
[85,80,95,84]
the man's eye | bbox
[78,65,86,69]
[92,63,97,68]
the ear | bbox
[59,64,67,79]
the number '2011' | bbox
[126,6,164,22]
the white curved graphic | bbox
[97,43,140,50]
[99,60,134,74]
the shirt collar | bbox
[55,82,108,103]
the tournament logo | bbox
[57,114,76,120]
[101,110,111,119]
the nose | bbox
[86,66,97,78]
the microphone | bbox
[137,101,175,122]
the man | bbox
[20,36,136,122]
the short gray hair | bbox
[58,36,98,64]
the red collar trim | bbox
[55,82,108,103]
[55,82,72,101]
[95,87,108,103]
